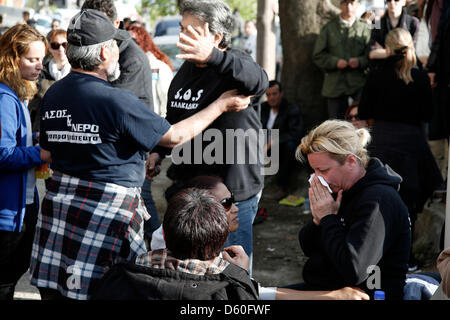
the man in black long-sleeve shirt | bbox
[260,80,303,199]
[148,0,269,275]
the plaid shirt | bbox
[30,171,149,300]
[135,249,229,276]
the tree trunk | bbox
[256,0,277,80]
[278,0,339,131]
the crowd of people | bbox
[0,0,449,302]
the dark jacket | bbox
[299,158,411,300]
[426,2,450,137]
[91,261,259,300]
[359,56,432,125]
[260,98,303,145]
[111,37,154,110]
[153,47,269,202]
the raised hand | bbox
[176,22,215,64]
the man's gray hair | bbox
[66,39,115,71]
[179,0,234,49]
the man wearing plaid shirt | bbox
[29,9,252,300]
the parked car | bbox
[153,16,181,37]
[153,34,183,73]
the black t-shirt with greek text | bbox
[40,71,170,187]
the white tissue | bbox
[308,173,333,193]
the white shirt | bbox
[147,52,174,117]
[266,109,278,130]
[48,59,71,81]
[340,16,356,28]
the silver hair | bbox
[179,0,234,49]
[66,39,115,71]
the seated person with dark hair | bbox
[92,188,259,300]
[260,80,304,200]
[92,186,369,300]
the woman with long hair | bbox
[359,28,443,271]
[126,24,174,117]
[0,23,49,300]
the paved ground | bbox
[14,158,445,299]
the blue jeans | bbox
[224,190,262,276]
[141,178,160,241]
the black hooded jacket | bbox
[299,158,411,300]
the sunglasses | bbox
[347,114,360,121]
[220,193,235,211]
[50,42,68,50]
[386,0,401,2]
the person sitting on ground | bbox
[93,188,259,300]
[292,119,411,300]
[150,175,239,250]
[92,187,369,300]
[260,80,304,200]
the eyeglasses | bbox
[50,42,68,50]
[347,114,360,121]
[220,193,235,211]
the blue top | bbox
[40,71,171,187]
[0,83,43,232]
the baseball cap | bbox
[67,9,130,46]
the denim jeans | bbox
[224,190,262,277]
[141,178,160,241]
